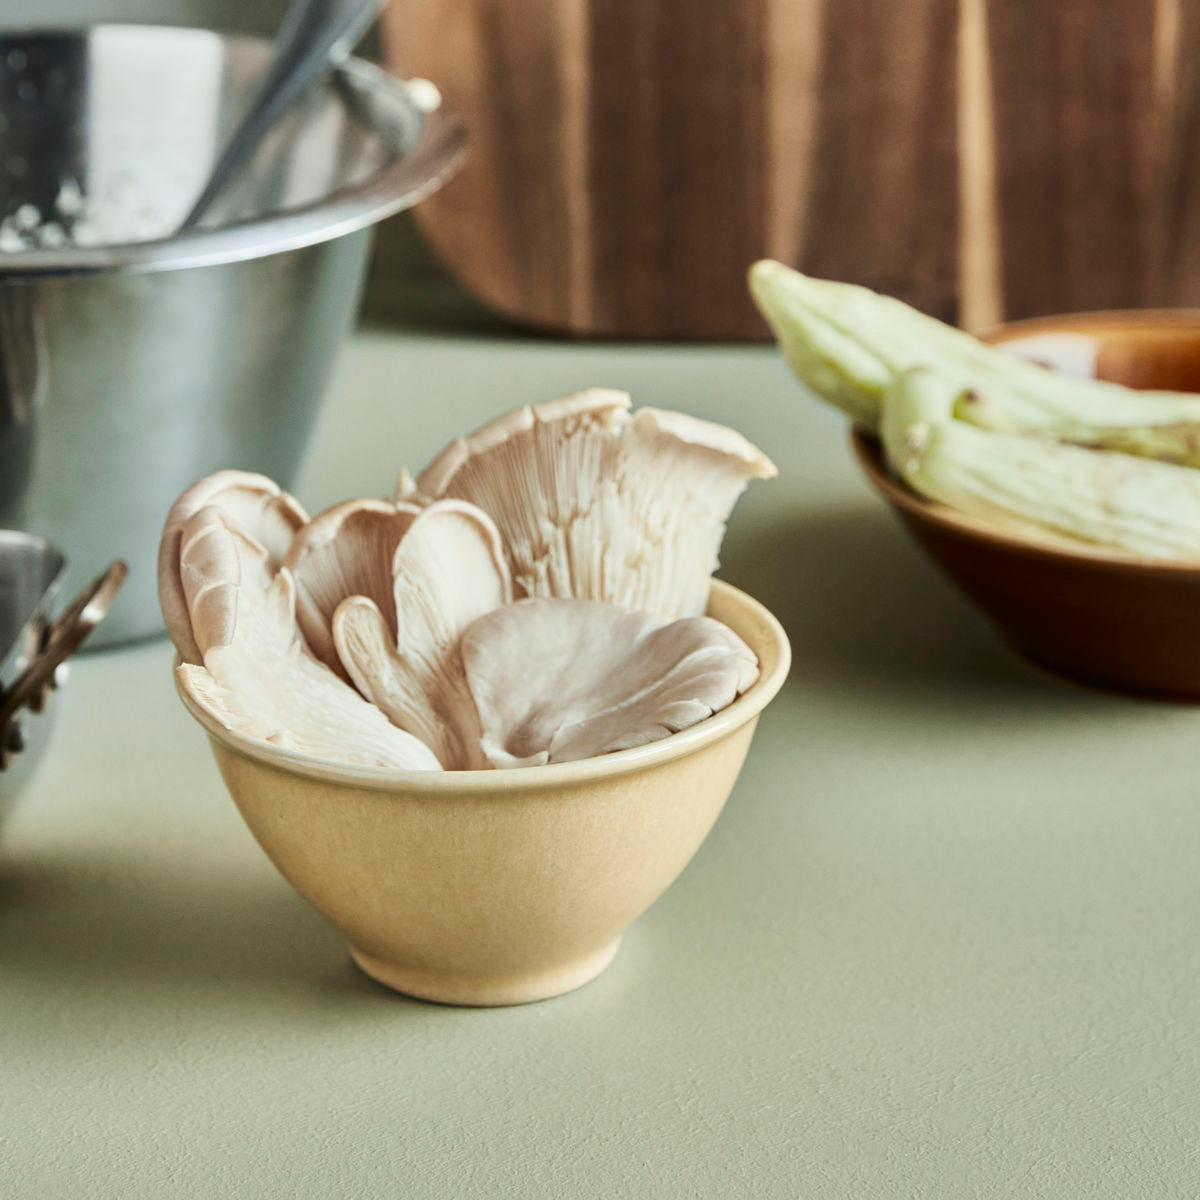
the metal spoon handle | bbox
[179,0,384,231]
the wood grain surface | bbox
[385,0,1200,339]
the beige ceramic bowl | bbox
[176,580,790,1006]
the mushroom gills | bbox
[416,390,775,619]
[158,469,308,664]
[283,498,421,677]
[611,408,776,616]
[332,500,512,770]
[176,507,442,771]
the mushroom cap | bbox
[612,408,778,615]
[177,505,274,658]
[282,497,421,676]
[333,499,511,769]
[414,392,775,619]
[415,388,632,500]
[627,407,777,479]
[176,508,441,772]
[158,470,308,664]
[389,499,512,662]
[460,597,760,768]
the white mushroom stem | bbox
[460,597,760,769]
[332,500,511,770]
[158,469,308,664]
[176,508,441,772]
[283,498,421,677]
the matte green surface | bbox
[3,332,1199,1197]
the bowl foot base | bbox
[349,938,623,1007]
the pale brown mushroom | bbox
[175,506,441,772]
[160,399,775,775]
[282,498,421,677]
[158,470,308,664]
[414,391,775,618]
[332,499,511,769]
[613,407,778,616]
[459,597,760,768]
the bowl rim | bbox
[978,308,1200,339]
[0,25,467,278]
[852,309,1200,579]
[175,578,792,793]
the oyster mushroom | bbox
[175,506,441,772]
[614,407,777,616]
[414,389,630,599]
[460,597,760,768]
[158,470,308,664]
[414,390,775,618]
[332,499,512,769]
[282,498,421,677]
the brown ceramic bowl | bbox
[852,310,1200,699]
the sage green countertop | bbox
[3,329,1198,1198]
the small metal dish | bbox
[0,532,124,822]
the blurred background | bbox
[5,0,1194,340]
[3,0,1197,644]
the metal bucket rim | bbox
[0,24,467,279]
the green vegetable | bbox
[881,368,1200,560]
[749,259,1200,467]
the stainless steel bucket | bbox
[0,25,465,645]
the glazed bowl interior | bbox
[981,309,1200,391]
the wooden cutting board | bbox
[384,0,1200,339]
